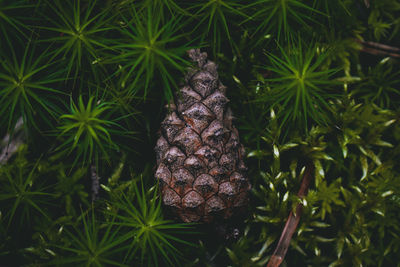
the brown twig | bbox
[91,164,101,201]
[356,39,400,58]
[360,47,400,58]
[267,162,315,267]
[0,118,24,165]
[362,41,400,52]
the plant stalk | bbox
[267,162,315,267]
[91,164,101,201]
[0,118,24,165]
[357,39,400,58]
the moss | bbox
[0,0,399,266]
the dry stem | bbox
[267,162,315,267]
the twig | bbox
[267,162,315,267]
[360,47,400,58]
[362,41,400,52]
[356,39,400,58]
[0,118,24,165]
[0,139,23,165]
[91,164,101,201]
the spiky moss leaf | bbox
[367,0,400,41]
[0,37,65,136]
[138,0,191,20]
[185,0,248,57]
[111,4,193,101]
[353,58,400,108]
[226,229,270,266]
[316,31,362,77]
[50,207,130,267]
[0,146,55,229]
[37,0,114,85]
[55,95,127,169]
[0,146,56,264]
[310,0,364,31]
[53,165,90,217]
[107,179,196,267]
[256,38,341,135]
[243,0,324,44]
[0,0,34,39]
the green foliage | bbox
[0,146,55,263]
[243,99,400,266]
[0,146,54,230]
[244,0,322,43]
[354,57,400,108]
[54,165,89,217]
[39,0,113,83]
[112,4,192,99]
[1,0,400,266]
[51,208,129,266]
[367,0,400,40]
[257,40,340,133]
[225,228,269,266]
[108,179,195,266]
[0,0,32,37]
[56,95,122,167]
[188,0,247,55]
[139,0,190,19]
[0,39,64,134]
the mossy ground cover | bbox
[1,0,400,266]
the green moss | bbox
[0,0,399,266]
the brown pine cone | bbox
[155,49,250,223]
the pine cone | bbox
[155,49,250,223]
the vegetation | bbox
[1,0,399,266]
